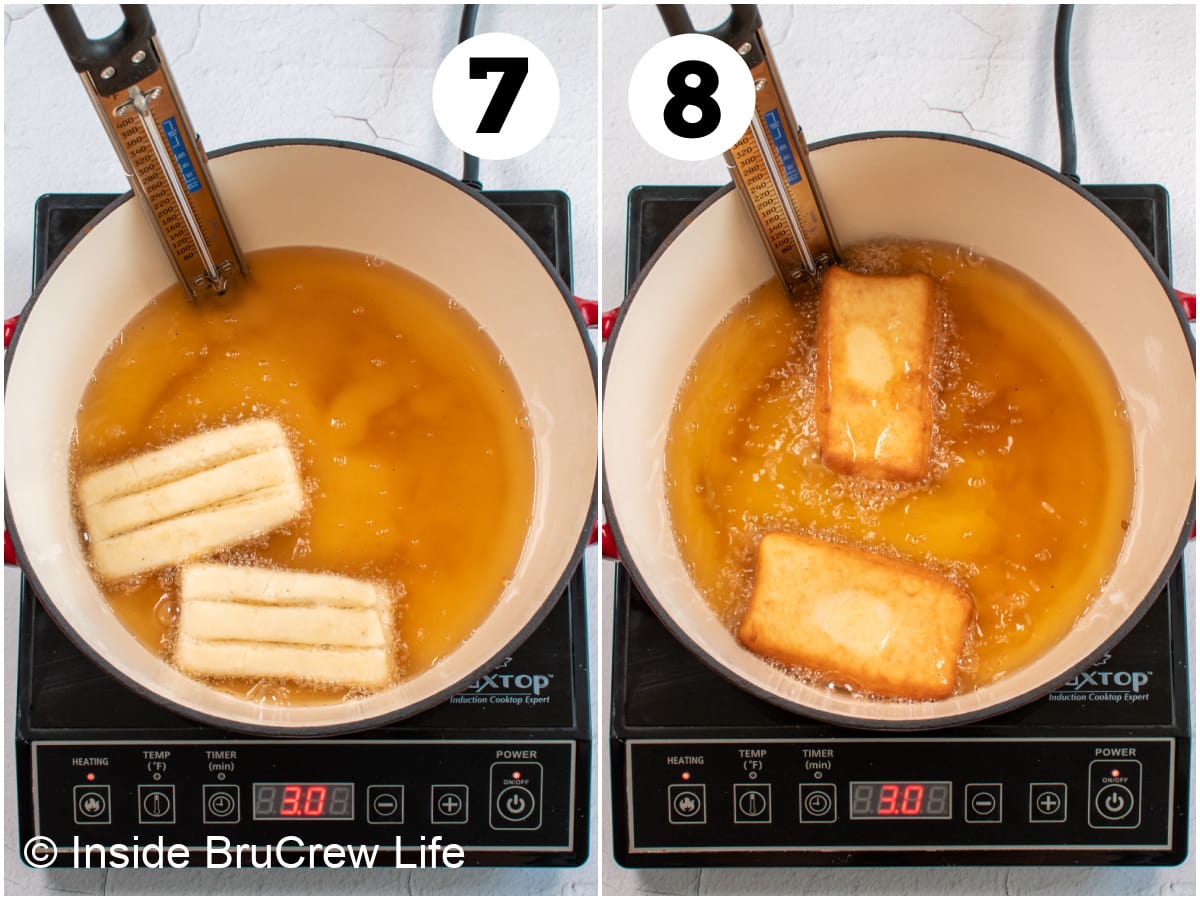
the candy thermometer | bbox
[46,5,246,299]
[658,4,841,290]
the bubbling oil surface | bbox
[71,246,535,704]
[665,240,1134,692]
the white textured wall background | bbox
[3,3,597,896]
[601,3,1196,309]
[600,3,1195,897]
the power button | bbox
[1088,759,1141,829]
[489,762,542,830]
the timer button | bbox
[366,785,405,824]
[798,784,837,823]
[964,784,1003,823]
[203,784,241,824]
[73,785,111,825]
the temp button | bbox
[733,784,771,824]
[138,784,175,824]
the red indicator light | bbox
[86,773,95,782]
[1111,769,1120,778]
[681,771,691,781]
[513,771,521,781]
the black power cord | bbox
[1054,5,1080,183]
[459,4,482,189]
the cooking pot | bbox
[5,139,598,735]
[603,131,1194,730]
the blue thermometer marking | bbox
[162,116,202,193]
[763,109,802,186]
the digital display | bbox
[252,783,354,820]
[850,781,952,819]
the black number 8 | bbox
[663,59,721,139]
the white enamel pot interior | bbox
[603,132,1195,730]
[5,140,597,735]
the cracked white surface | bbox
[4,3,596,896]
[602,3,1195,310]
[601,4,1194,897]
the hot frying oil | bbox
[71,246,535,703]
[665,241,1134,691]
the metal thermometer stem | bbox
[724,26,841,291]
[46,5,245,301]
[118,85,227,293]
[746,111,816,276]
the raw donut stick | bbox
[175,563,393,689]
[77,419,304,580]
[737,532,974,701]
[815,266,938,481]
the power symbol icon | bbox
[1095,785,1134,821]
[496,786,535,822]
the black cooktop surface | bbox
[616,180,1186,735]
[609,181,1189,867]
[18,188,587,739]
[13,187,590,869]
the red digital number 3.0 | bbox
[900,784,925,815]
[280,785,302,816]
[878,784,899,814]
[304,785,327,816]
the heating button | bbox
[667,784,706,825]
[73,785,111,825]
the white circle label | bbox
[432,32,560,161]
[628,33,756,162]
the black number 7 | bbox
[469,56,529,133]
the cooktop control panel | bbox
[30,740,577,864]
[622,738,1175,857]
